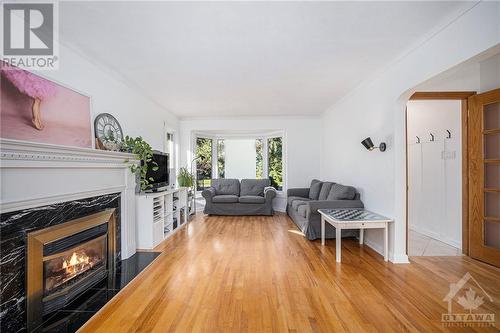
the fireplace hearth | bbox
[27,209,117,331]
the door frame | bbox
[406,91,476,256]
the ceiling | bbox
[59,1,474,118]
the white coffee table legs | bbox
[318,210,392,264]
[321,216,325,246]
[322,217,342,262]
[335,226,341,262]
[320,223,389,263]
[384,224,388,262]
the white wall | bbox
[34,41,178,152]
[416,61,480,92]
[416,53,500,93]
[480,53,500,92]
[320,1,499,263]
[224,139,257,179]
[179,116,322,211]
[407,100,462,249]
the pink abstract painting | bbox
[1,63,92,148]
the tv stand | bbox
[135,187,188,249]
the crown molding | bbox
[179,114,322,121]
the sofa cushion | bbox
[287,196,310,205]
[239,195,266,204]
[327,183,357,200]
[310,179,321,187]
[212,195,239,203]
[297,204,309,218]
[211,179,240,195]
[292,200,309,210]
[318,182,335,200]
[308,179,323,200]
[240,179,270,196]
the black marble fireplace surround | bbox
[0,194,123,332]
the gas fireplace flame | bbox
[62,250,93,275]
[44,238,106,294]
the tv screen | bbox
[146,152,169,190]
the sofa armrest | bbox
[307,200,364,215]
[287,187,309,198]
[264,186,277,202]
[201,187,216,202]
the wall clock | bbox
[94,113,123,143]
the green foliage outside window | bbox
[268,137,283,190]
[255,139,263,179]
[196,137,212,190]
[217,139,225,178]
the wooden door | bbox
[469,88,500,267]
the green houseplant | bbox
[177,167,195,188]
[122,136,158,191]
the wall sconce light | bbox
[361,137,386,152]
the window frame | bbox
[164,124,177,187]
[194,135,216,191]
[265,136,284,191]
[192,131,286,194]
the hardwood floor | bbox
[81,213,500,332]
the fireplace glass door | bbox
[43,235,107,295]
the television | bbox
[145,151,169,191]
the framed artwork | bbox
[0,62,92,148]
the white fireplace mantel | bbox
[0,139,139,259]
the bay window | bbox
[194,132,285,192]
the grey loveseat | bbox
[202,179,277,215]
[287,179,364,240]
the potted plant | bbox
[122,136,158,192]
[177,167,195,188]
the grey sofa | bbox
[202,179,277,215]
[287,179,364,240]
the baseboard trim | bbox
[409,224,461,249]
[391,253,410,264]
[362,237,409,264]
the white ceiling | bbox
[59,1,473,118]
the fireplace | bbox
[44,235,107,296]
[26,209,117,331]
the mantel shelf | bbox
[0,139,138,165]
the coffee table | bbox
[318,208,393,263]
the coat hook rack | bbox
[446,130,451,139]
[416,136,420,144]
[429,133,435,142]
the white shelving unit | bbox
[136,187,188,249]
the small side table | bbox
[318,208,393,263]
